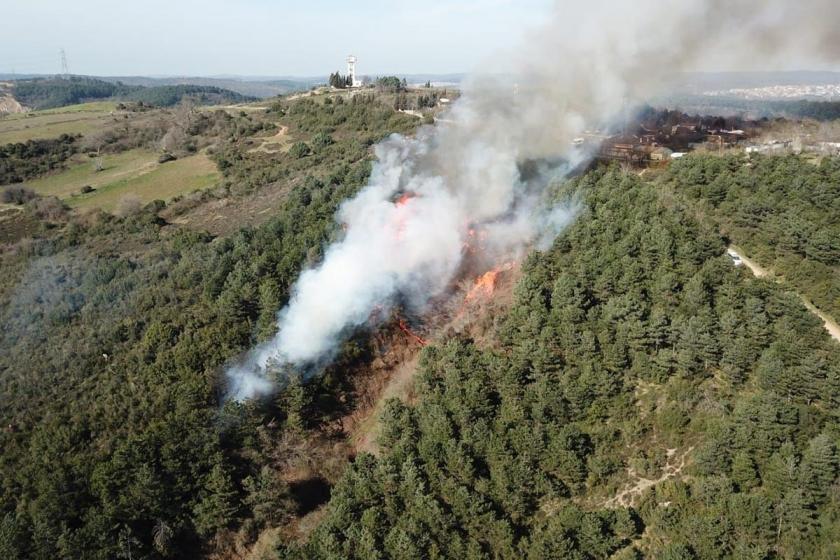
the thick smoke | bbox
[226,0,840,400]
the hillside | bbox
[9,76,255,110]
[662,154,840,321]
[283,166,840,560]
[0,92,423,559]
[1,89,839,559]
[98,76,318,99]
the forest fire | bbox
[395,192,414,206]
[464,262,515,303]
[462,225,489,255]
[397,318,428,346]
[393,192,416,240]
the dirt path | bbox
[800,298,840,343]
[248,125,289,154]
[728,246,840,344]
[210,104,269,112]
[605,446,694,508]
[728,245,769,278]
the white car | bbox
[726,249,743,267]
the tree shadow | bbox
[288,477,331,515]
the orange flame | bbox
[394,193,417,241]
[465,270,500,302]
[395,192,414,206]
[398,318,428,346]
[464,262,515,303]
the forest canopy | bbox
[11,77,254,110]
[1,90,839,559]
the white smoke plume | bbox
[226,0,840,400]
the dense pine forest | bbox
[1,90,840,559]
[664,154,840,320]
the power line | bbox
[60,48,69,78]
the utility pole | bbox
[60,48,69,79]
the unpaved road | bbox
[800,298,840,344]
[728,246,840,343]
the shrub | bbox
[289,142,311,159]
[115,194,143,217]
[312,132,334,151]
[1,185,37,205]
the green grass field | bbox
[24,149,220,212]
[0,102,119,144]
[24,149,158,198]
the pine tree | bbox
[777,489,818,554]
[192,461,240,537]
[763,446,798,501]
[732,451,760,491]
[798,433,837,504]
[0,513,24,560]
[282,373,310,431]
[793,353,826,404]
[243,466,293,526]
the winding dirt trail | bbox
[728,245,840,344]
[248,125,289,154]
[800,298,840,343]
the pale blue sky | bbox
[0,0,553,77]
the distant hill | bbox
[97,76,319,99]
[9,76,256,110]
[655,71,840,117]
[673,70,840,94]
[0,73,463,100]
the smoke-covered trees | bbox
[0,94,420,559]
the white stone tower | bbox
[346,55,361,88]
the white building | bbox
[346,55,362,88]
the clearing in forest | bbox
[0,102,119,144]
[24,148,219,212]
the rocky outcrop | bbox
[0,92,28,115]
